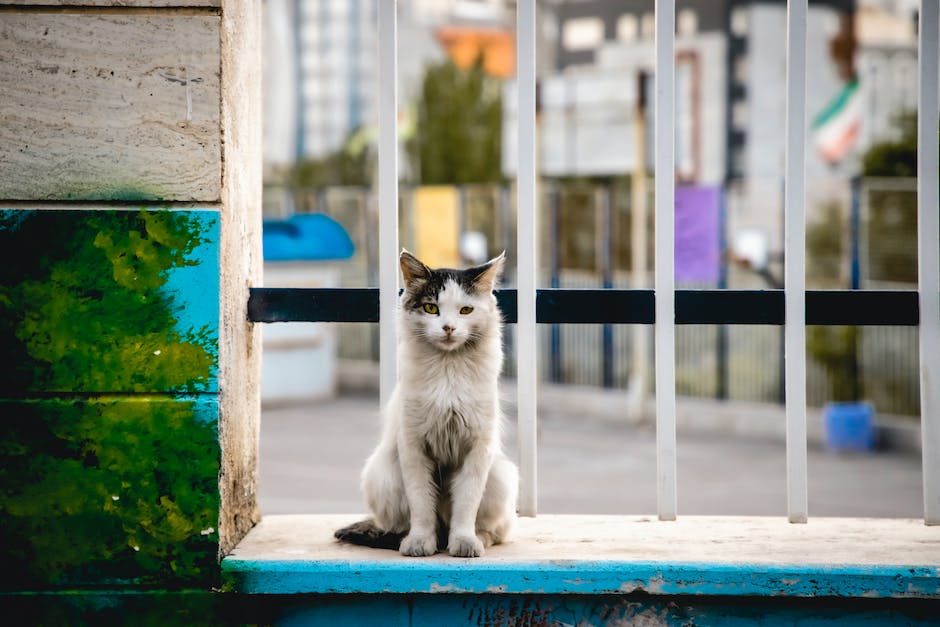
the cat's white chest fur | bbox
[401,356,497,467]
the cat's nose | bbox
[442,324,455,335]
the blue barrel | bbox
[824,402,875,453]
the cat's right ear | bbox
[467,251,505,293]
[400,249,431,287]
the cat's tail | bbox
[334,518,405,551]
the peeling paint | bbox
[221,558,940,599]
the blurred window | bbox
[733,101,748,128]
[563,17,604,51]
[731,7,748,37]
[617,14,639,43]
[678,9,698,36]
[734,57,748,84]
[641,12,654,40]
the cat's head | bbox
[398,249,505,352]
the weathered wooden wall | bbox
[0,0,260,590]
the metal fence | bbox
[253,0,939,525]
[263,176,923,416]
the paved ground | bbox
[258,390,924,519]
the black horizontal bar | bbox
[806,290,920,325]
[248,288,379,323]
[534,289,654,324]
[676,290,783,325]
[247,288,921,326]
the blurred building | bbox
[855,0,920,148]
[263,0,515,173]
[503,0,904,182]
[501,0,925,260]
[264,1,924,190]
[504,0,922,178]
[263,0,375,166]
[263,0,300,172]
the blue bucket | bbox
[824,402,875,453]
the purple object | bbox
[675,185,721,284]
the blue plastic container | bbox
[263,213,355,261]
[824,402,875,453]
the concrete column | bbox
[219,0,264,557]
[0,0,261,588]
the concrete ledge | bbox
[222,515,940,598]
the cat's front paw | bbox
[399,532,438,557]
[448,534,485,558]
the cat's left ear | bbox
[400,249,432,287]
[467,251,505,293]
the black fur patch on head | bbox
[400,266,488,311]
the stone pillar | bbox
[0,0,261,589]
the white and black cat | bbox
[334,250,518,557]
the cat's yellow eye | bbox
[422,303,439,315]
[459,306,474,315]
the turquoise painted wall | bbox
[0,208,221,589]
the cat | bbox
[334,249,518,558]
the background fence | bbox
[263,177,921,416]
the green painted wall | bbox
[0,209,221,589]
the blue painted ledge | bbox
[221,515,940,599]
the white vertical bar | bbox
[378,0,399,408]
[516,0,538,517]
[918,0,940,525]
[784,0,808,524]
[654,0,677,521]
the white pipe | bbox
[784,0,809,524]
[378,0,399,408]
[516,0,538,517]
[654,0,677,522]
[918,0,940,525]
